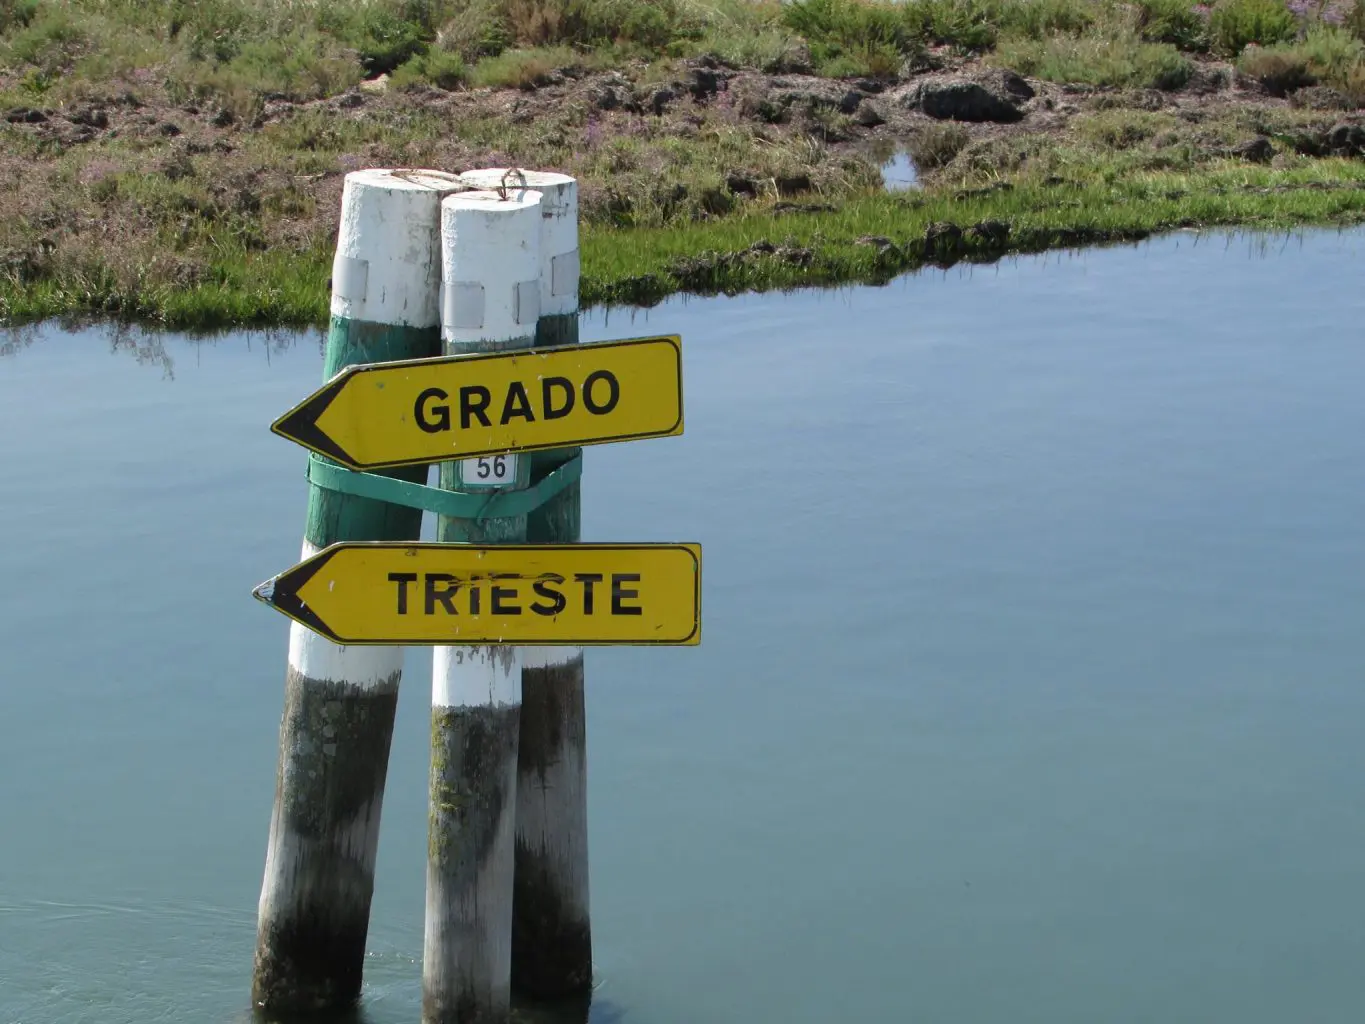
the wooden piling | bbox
[252,169,463,1015]
[422,187,543,1024]
[460,168,593,1002]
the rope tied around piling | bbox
[497,167,529,202]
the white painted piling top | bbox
[459,167,576,201]
[440,189,543,348]
[332,168,465,328]
[353,168,465,192]
[460,168,579,316]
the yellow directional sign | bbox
[253,542,702,646]
[272,335,683,470]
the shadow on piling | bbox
[513,989,628,1024]
[247,1005,377,1024]
[243,989,627,1024]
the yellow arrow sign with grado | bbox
[253,542,702,646]
[272,335,683,470]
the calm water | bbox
[879,149,920,191]
[3,230,1364,1024]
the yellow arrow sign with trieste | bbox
[271,335,683,470]
[253,542,702,646]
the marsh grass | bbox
[468,43,582,87]
[1237,25,1365,96]
[580,160,1365,303]
[907,121,970,167]
[9,158,1365,327]
[994,31,1193,88]
[1133,0,1208,49]
[8,0,1365,106]
[1208,0,1298,56]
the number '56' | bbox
[475,456,508,480]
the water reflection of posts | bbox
[460,168,594,1000]
[423,187,543,1024]
[252,168,462,1016]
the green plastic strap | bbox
[307,451,582,521]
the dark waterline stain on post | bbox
[424,703,521,1024]
[252,674,400,1014]
[513,654,591,997]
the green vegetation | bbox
[1208,0,1298,56]
[1133,0,1208,51]
[1237,25,1365,98]
[583,161,1365,305]
[994,31,1193,89]
[5,0,1365,107]
[6,0,1365,327]
[5,152,1365,328]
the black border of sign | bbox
[270,334,685,471]
[254,541,702,647]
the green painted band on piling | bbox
[306,451,582,521]
[528,311,582,538]
[304,315,441,549]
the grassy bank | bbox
[4,0,1365,327]
[5,159,1365,327]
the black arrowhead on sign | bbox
[270,371,362,469]
[252,545,345,643]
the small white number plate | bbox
[460,453,518,487]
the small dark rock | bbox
[774,172,813,196]
[686,68,722,100]
[924,221,963,247]
[725,173,759,197]
[594,84,633,111]
[68,105,109,129]
[754,98,788,124]
[336,92,365,109]
[854,100,886,127]
[5,107,48,124]
[1327,122,1365,156]
[966,220,1011,245]
[649,87,676,116]
[774,244,814,265]
[838,89,865,114]
[1290,131,1327,157]
[910,69,1033,124]
[1232,136,1274,163]
[994,69,1034,100]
